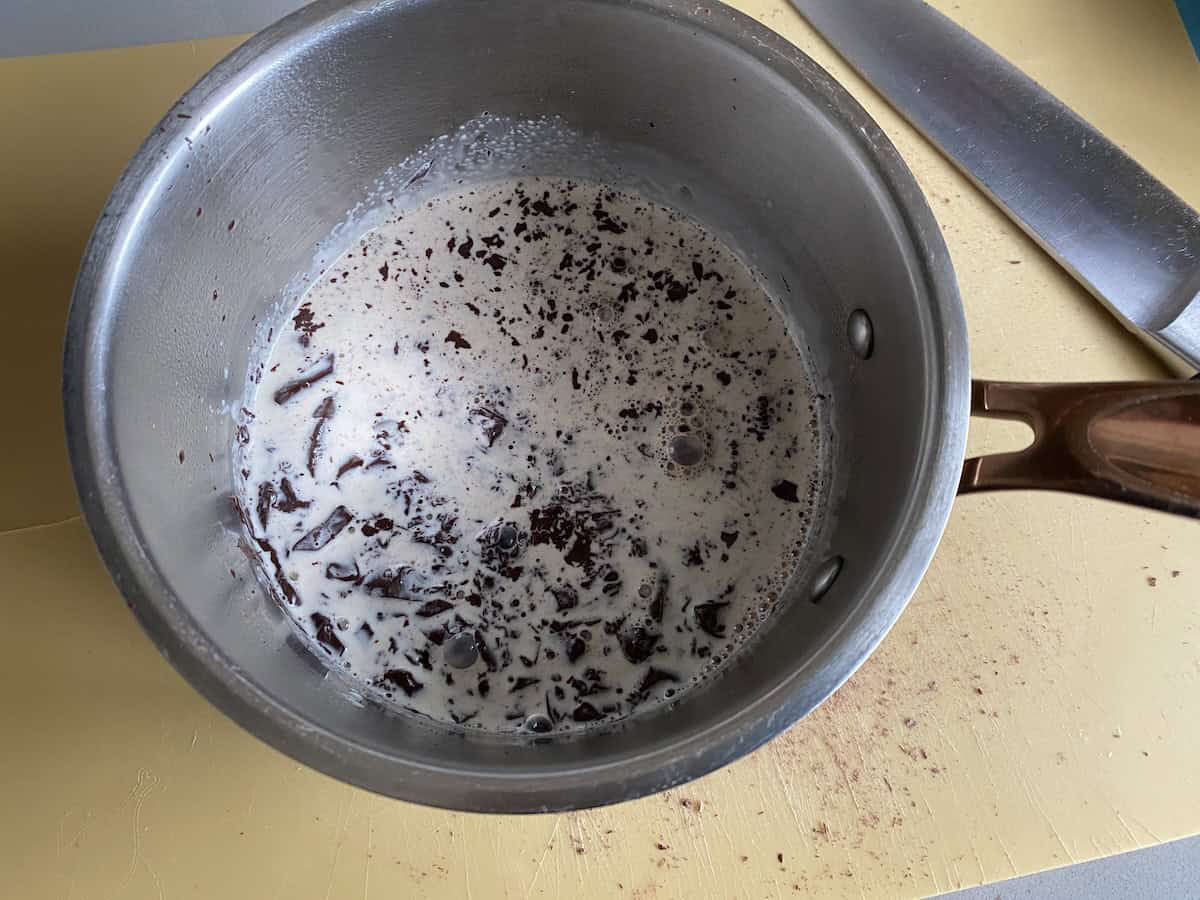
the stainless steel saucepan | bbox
[64,0,1200,812]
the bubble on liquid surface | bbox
[443,632,479,669]
[668,433,706,467]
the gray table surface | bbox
[5,2,1197,897]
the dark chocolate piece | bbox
[415,599,453,618]
[694,602,730,638]
[383,669,423,696]
[771,480,800,503]
[364,566,421,600]
[307,395,336,476]
[325,560,361,582]
[273,354,335,404]
[291,304,325,346]
[572,702,602,722]
[292,505,352,551]
[618,624,660,664]
[648,577,668,623]
[275,478,311,512]
[636,667,679,695]
[311,612,345,656]
[335,456,364,479]
[467,405,508,448]
[360,516,394,537]
[564,635,586,663]
[551,584,578,613]
[256,482,276,529]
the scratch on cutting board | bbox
[0,514,81,537]
[1114,809,1163,845]
[363,814,373,900]
[523,817,561,898]
[323,793,356,900]
[460,824,477,900]
[111,768,162,900]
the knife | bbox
[790,0,1200,376]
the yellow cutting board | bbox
[1,2,1198,897]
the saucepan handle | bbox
[959,380,1200,518]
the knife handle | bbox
[960,380,1200,518]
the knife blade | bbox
[791,0,1200,376]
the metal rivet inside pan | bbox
[810,556,844,603]
[847,309,874,359]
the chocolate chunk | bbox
[572,702,602,722]
[719,531,739,548]
[360,516,394,537]
[467,405,507,448]
[291,304,325,346]
[335,456,364,479]
[415,599,453,618]
[307,395,335,476]
[694,602,729,638]
[405,647,433,671]
[649,577,668,623]
[483,253,507,273]
[593,204,626,234]
[551,584,579,612]
[564,635,586,663]
[378,261,389,281]
[310,613,344,656]
[750,395,772,441]
[383,669,423,696]
[618,624,660,664]
[474,630,498,672]
[252,536,298,605]
[456,236,474,259]
[715,371,732,386]
[256,482,276,529]
[276,478,311,512]
[273,354,334,404]
[641,327,658,344]
[636,667,679,695]
[529,502,574,551]
[445,329,471,350]
[325,560,361,582]
[364,566,421,600]
[771,480,800,503]
[292,505,352,551]
[358,622,374,639]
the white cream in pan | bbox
[239,176,827,733]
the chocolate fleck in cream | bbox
[239,177,829,733]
